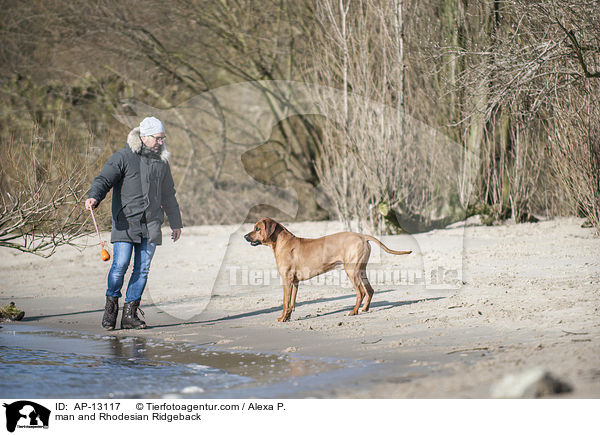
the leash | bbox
[90,207,111,261]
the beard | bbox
[141,144,161,157]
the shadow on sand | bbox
[20,289,446,330]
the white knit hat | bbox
[139,116,165,136]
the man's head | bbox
[140,116,166,153]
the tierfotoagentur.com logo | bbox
[3,401,50,433]
[227,265,460,289]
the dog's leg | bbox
[277,278,293,322]
[345,264,365,316]
[359,265,375,312]
[290,279,299,312]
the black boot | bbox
[102,296,119,330]
[121,299,146,329]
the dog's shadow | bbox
[150,290,446,328]
[294,294,445,320]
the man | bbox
[85,116,182,330]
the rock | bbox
[491,368,572,398]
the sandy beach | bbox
[1,216,599,398]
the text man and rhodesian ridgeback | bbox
[245,217,411,322]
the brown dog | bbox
[244,217,412,322]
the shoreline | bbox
[0,322,371,399]
[2,217,599,398]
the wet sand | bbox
[1,217,599,398]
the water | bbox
[0,325,367,398]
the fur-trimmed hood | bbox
[127,127,170,162]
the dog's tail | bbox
[363,235,412,255]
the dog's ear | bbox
[263,218,280,241]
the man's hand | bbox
[85,198,98,210]
[171,228,182,242]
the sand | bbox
[1,216,599,398]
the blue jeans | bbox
[106,239,157,302]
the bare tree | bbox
[551,84,600,233]
[307,0,464,234]
[438,0,600,226]
[0,119,95,256]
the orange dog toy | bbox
[90,208,111,262]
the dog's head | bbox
[244,217,282,247]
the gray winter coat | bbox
[88,127,183,245]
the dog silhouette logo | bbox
[3,401,50,432]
